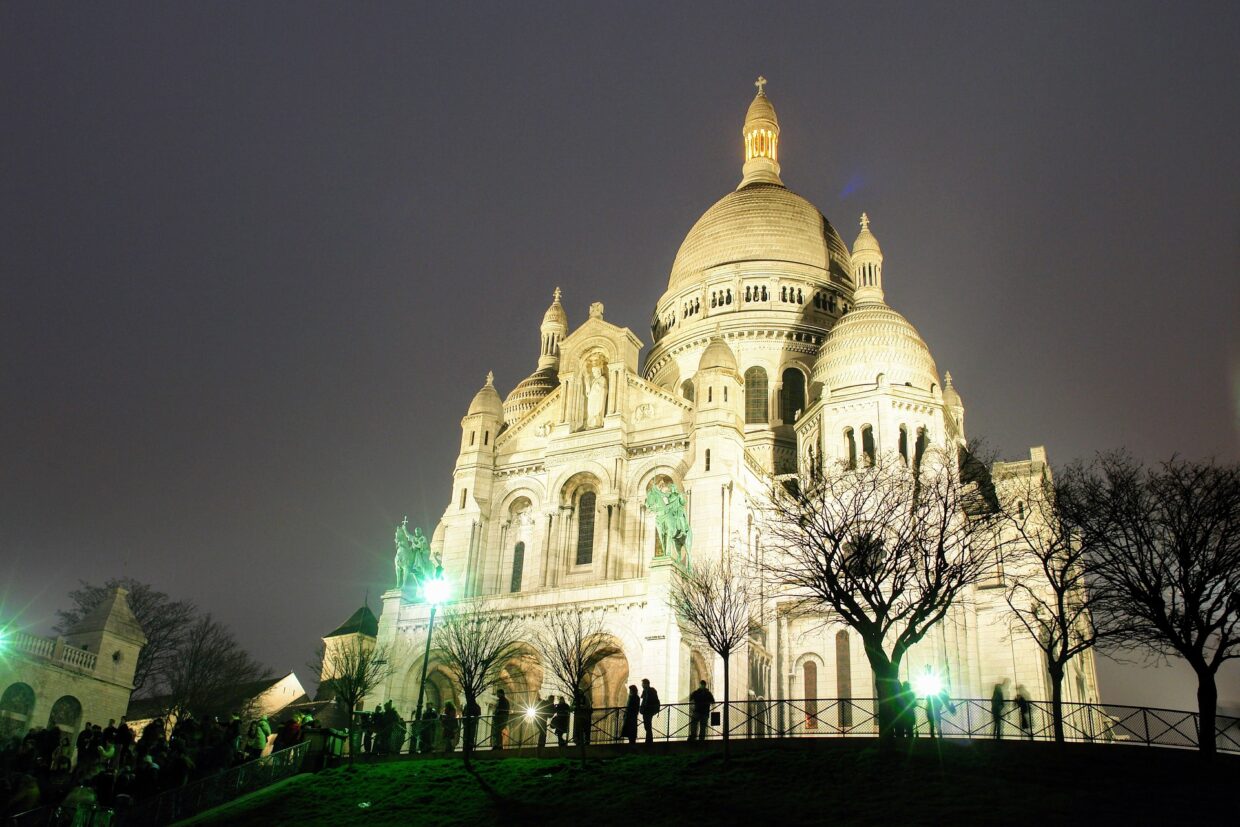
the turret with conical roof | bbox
[740,76,782,187]
[851,213,884,304]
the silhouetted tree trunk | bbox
[434,600,527,769]
[994,464,1119,744]
[1078,454,1240,757]
[760,447,1001,743]
[668,559,755,760]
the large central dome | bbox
[667,182,851,291]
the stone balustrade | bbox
[10,630,99,673]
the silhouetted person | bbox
[639,679,661,744]
[925,686,953,740]
[552,697,571,747]
[441,703,459,753]
[463,699,481,753]
[573,694,593,746]
[688,680,714,742]
[990,683,1006,739]
[896,682,917,738]
[1015,691,1033,740]
[622,685,640,744]
[420,705,438,753]
[533,694,551,749]
[492,690,510,750]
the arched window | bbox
[705,449,711,472]
[844,428,857,470]
[469,431,476,446]
[780,368,805,423]
[483,431,489,446]
[744,367,768,424]
[576,492,596,566]
[510,542,525,593]
[898,426,909,464]
[460,488,468,509]
[682,380,695,402]
[836,631,853,728]
[861,425,876,467]
[803,661,818,729]
[707,387,712,403]
[913,427,930,473]
[0,683,36,741]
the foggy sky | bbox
[2,1,1237,708]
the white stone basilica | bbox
[372,82,1102,719]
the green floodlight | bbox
[913,670,943,698]
[424,576,451,606]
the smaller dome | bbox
[468,372,503,418]
[943,371,962,406]
[542,287,567,329]
[503,366,559,424]
[744,91,779,130]
[852,213,882,257]
[698,335,738,372]
[813,304,940,393]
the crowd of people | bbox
[354,679,678,756]
[0,710,315,820]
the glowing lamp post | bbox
[413,567,450,742]
[913,669,942,699]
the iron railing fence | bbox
[378,698,1239,756]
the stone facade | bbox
[1,588,146,742]
[371,83,1101,719]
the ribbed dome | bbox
[813,303,940,393]
[745,93,779,129]
[667,184,851,292]
[542,287,567,328]
[852,213,881,257]
[503,366,559,424]
[468,374,503,418]
[942,372,962,407]
[698,336,738,372]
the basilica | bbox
[370,81,1102,722]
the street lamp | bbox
[413,566,450,743]
[913,668,942,699]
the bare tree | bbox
[1075,454,1240,756]
[434,600,527,764]
[319,636,396,767]
[56,577,196,696]
[530,606,613,763]
[760,448,1000,740]
[162,613,270,720]
[995,463,1117,743]
[669,559,756,756]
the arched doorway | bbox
[47,695,82,736]
[0,683,35,740]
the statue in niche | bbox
[394,517,439,594]
[583,357,609,429]
[645,476,692,567]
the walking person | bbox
[688,680,714,742]
[492,689,510,750]
[1015,690,1033,740]
[639,679,661,744]
[552,696,571,747]
[622,685,640,744]
[990,683,1006,739]
[925,686,954,740]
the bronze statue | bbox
[645,477,692,566]
[395,517,441,595]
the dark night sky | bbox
[2,2,1237,708]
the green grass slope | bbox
[181,740,1234,826]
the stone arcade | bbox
[370,82,1102,722]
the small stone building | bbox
[0,587,146,742]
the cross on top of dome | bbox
[860,212,870,231]
[754,76,768,95]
